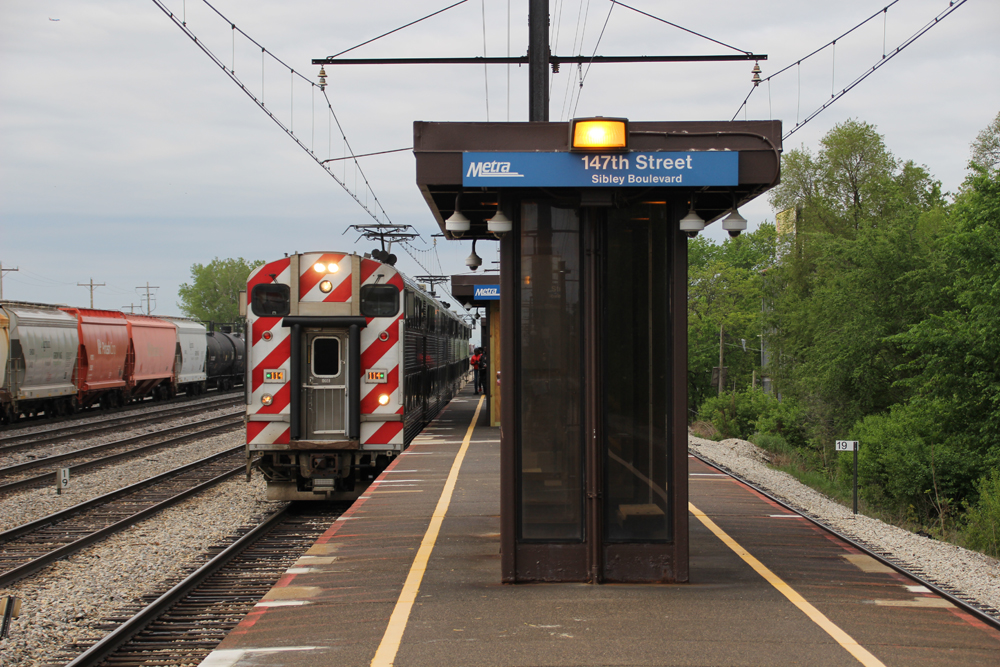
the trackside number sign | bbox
[835,440,858,451]
[463,151,739,188]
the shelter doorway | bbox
[507,199,688,583]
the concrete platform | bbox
[203,387,1000,666]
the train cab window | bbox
[360,284,399,317]
[251,284,290,317]
[312,338,341,377]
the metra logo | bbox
[474,285,500,299]
[97,339,116,355]
[466,161,524,178]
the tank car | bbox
[0,301,80,423]
[242,251,471,500]
[205,327,245,391]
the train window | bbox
[312,338,341,377]
[251,284,290,317]
[361,284,399,317]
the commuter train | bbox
[243,251,470,501]
[0,301,244,425]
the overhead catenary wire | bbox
[482,0,490,121]
[326,0,469,59]
[149,0,394,226]
[571,0,615,117]
[729,0,966,139]
[611,0,754,55]
[731,1,905,121]
[558,0,593,121]
[742,0,969,139]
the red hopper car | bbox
[124,314,177,400]
[60,308,129,409]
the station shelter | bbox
[451,275,500,427]
[416,119,781,583]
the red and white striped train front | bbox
[243,251,407,500]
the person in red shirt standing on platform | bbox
[470,348,486,395]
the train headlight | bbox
[313,262,339,274]
[378,393,390,406]
[261,393,274,406]
[319,280,333,293]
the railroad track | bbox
[0,387,241,435]
[691,451,1000,631]
[0,448,245,587]
[0,393,242,454]
[58,504,345,666]
[0,413,243,495]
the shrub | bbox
[963,469,1000,557]
[851,403,985,523]
[749,432,791,455]
[697,388,806,447]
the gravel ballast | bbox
[690,434,1000,618]
[0,426,244,533]
[0,450,282,665]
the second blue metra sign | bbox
[463,151,738,188]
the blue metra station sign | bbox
[463,151,739,188]
[473,285,500,300]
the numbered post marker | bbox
[56,468,70,494]
[836,441,862,515]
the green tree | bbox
[887,163,1000,498]
[763,120,944,456]
[688,224,777,412]
[970,111,1000,173]
[178,257,264,325]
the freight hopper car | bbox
[0,302,79,423]
[162,317,209,396]
[243,251,471,500]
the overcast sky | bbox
[1,0,997,317]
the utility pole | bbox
[77,278,106,309]
[528,0,549,122]
[136,282,159,315]
[122,303,138,314]
[0,262,18,300]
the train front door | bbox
[302,331,348,440]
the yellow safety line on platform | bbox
[689,502,886,667]
[371,394,485,667]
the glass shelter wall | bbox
[603,205,672,542]
[518,202,584,541]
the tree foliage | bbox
[177,257,264,325]
[970,110,1000,173]
[687,225,777,411]
[694,113,1000,545]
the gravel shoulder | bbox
[690,434,1000,618]
[0,442,282,666]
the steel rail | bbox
[0,394,241,451]
[690,451,1000,631]
[0,455,246,587]
[0,416,242,495]
[0,412,241,478]
[64,505,292,667]
[0,387,240,436]
[0,446,243,545]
